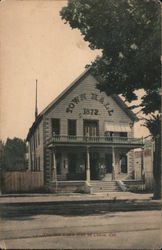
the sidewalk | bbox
[0,192,160,204]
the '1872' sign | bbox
[83,108,99,115]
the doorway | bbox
[56,153,61,175]
[84,120,99,137]
[120,154,127,173]
[68,153,77,173]
[105,154,112,173]
[104,154,112,180]
[90,152,99,180]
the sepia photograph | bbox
[0,0,161,249]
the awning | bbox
[104,122,131,132]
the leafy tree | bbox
[60,0,161,198]
[61,0,160,115]
[143,114,161,138]
[3,138,27,171]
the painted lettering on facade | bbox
[66,92,114,116]
[83,108,99,115]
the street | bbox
[0,204,161,249]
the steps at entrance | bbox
[91,181,122,193]
[122,179,144,191]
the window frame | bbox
[68,119,77,136]
[51,118,60,135]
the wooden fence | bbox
[144,148,154,190]
[134,148,154,190]
[1,171,44,193]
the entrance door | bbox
[120,154,127,173]
[105,154,112,174]
[90,152,99,180]
[84,120,99,137]
[68,153,77,174]
[56,153,61,175]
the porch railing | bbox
[46,135,143,146]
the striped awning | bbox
[104,122,131,132]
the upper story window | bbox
[104,122,130,137]
[104,132,127,137]
[119,132,127,137]
[84,120,99,137]
[38,126,40,145]
[35,132,37,148]
[52,118,60,135]
[68,119,76,136]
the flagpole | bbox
[35,79,38,120]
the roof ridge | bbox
[39,67,91,117]
[26,67,138,141]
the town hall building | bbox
[26,68,143,193]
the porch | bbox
[46,135,143,147]
[46,135,143,185]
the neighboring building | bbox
[134,139,154,190]
[26,68,143,192]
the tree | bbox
[143,115,161,199]
[3,137,27,171]
[60,0,161,198]
[0,140,5,194]
[61,0,160,113]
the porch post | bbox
[86,146,90,183]
[52,148,57,191]
[112,146,115,180]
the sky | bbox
[0,0,149,141]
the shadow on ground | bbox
[0,199,161,220]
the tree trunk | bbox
[153,135,161,199]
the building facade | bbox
[134,139,154,190]
[26,69,143,191]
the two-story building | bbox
[26,68,143,193]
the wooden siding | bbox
[2,171,44,193]
[45,74,132,137]
[42,73,135,183]
[28,121,44,172]
[134,147,154,190]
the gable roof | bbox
[26,67,138,141]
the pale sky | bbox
[0,0,149,141]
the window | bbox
[68,120,76,136]
[34,157,37,171]
[38,126,40,145]
[120,132,127,137]
[31,157,34,171]
[37,156,40,171]
[84,120,99,136]
[32,156,40,172]
[31,138,33,151]
[35,132,37,148]
[33,134,36,149]
[104,131,114,137]
[52,119,60,135]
